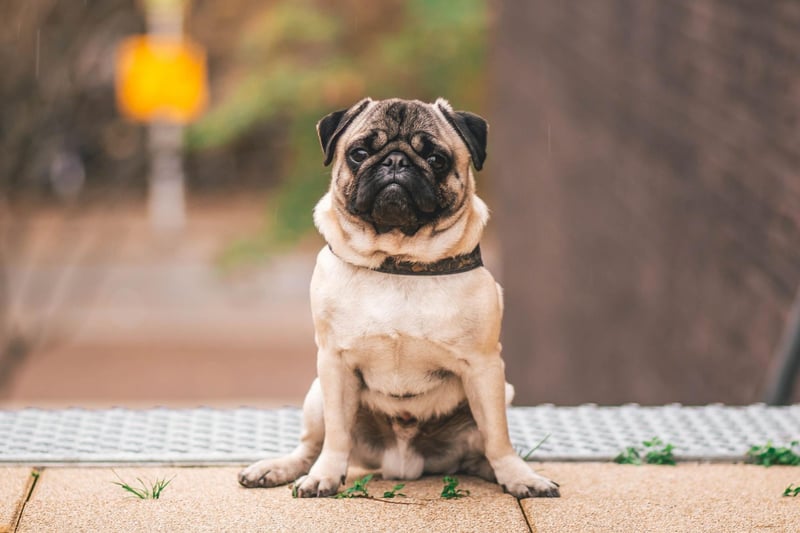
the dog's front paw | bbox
[493,455,560,498]
[292,453,348,498]
[292,473,345,498]
[238,456,309,488]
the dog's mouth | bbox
[371,183,422,233]
[350,175,438,235]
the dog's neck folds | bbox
[313,191,489,270]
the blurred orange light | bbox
[115,35,208,124]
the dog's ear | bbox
[317,98,372,166]
[435,98,488,171]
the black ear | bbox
[317,98,372,166]
[435,99,488,171]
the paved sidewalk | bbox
[4,464,800,532]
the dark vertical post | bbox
[763,289,800,405]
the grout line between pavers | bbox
[516,497,535,533]
[12,467,40,533]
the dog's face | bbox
[317,98,487,236]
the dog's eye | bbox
[349,149,369,164]
[426,154,448,171]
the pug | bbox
[239,98,559,498]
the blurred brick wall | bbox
[489,1,800,404]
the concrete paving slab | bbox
[18,467,530,533]
[0,467,34,533]
[522,463,800,532]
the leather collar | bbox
[329,244,483,276]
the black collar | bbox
[329,244,483,276]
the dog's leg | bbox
[461,354,560,498]
[459,449,496,481]
[293,349,359,497]
[238,379,324,488]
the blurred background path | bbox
[3,0,800,407]
[3,198,317,407]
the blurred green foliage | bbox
[187,0,487,265]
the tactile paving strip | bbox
[0,405,798,464]
[507,404,800,461]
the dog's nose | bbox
[381,151,410,170]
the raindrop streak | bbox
[35,29,40,79]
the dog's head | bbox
[317,98,487,237]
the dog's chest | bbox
[310,247,498,372]
[319,276,464,368]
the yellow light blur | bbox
[115,35,208,124]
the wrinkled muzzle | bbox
[349,151,437,233]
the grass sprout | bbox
[747,441,800,467]
[111,471,174,499]
[440,476,470,499]
[783,483,800,497]
[517,434,551,461]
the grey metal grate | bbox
[507,404,800,461]
[0,407,301,464]
[0,405,798,464]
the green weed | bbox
[335,474,374,499]
[329,474,410,502]
[382,483,406,498]
[747,441,800,467]
[614,437,676,465]
[642,437,676,465]
[615,446,642,465]
[440,476,470,499]
[783,483,800,497]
